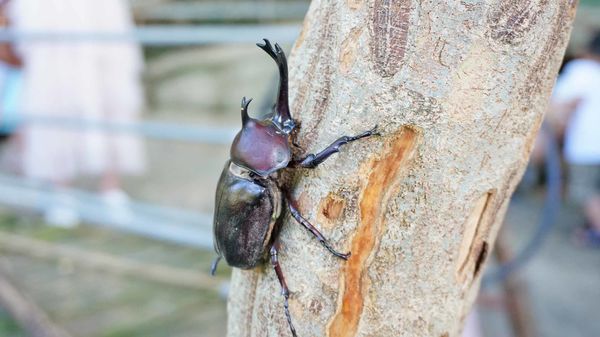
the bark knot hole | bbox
[456,191,496,284]
[474,241,489,277]
[319,193,346,224]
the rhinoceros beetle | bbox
[210,39,377,337]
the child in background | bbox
[552,31,600,246]
[7,0,146,227]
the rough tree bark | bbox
[228,0,576,336]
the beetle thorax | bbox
[230,119,292,177]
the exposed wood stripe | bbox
[328,127,418,337]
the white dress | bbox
[552,59,600,165]
[9,0,145,181]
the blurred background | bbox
[0,1,598,336]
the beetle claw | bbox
[336,252,351,260]
[370,124,381,136]
[327,246,351,260]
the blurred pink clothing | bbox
[9,0,145,181]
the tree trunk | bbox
[228,0,577,336]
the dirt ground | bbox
[0,212,229,337]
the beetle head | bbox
[271,112,296,135]
[230,97,292,176]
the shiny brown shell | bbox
[213,161,281,269]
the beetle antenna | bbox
[241,96,253,124]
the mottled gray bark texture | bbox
[228,0,577,336]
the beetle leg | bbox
[287,200,350,260]
[210,256,222,276]
[270,243,298,337]
[292,125,379,168]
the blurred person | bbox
[0,0,22,138]
[7,0,145,227]
[551,31,600,246]
[0,0,23,175]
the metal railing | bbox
[134,1,309,22]
[0,21,302,248]
[0,24,301,46]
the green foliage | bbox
[0,310,23,337]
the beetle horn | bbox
[256,39,294,134]
[241,97,253,124]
